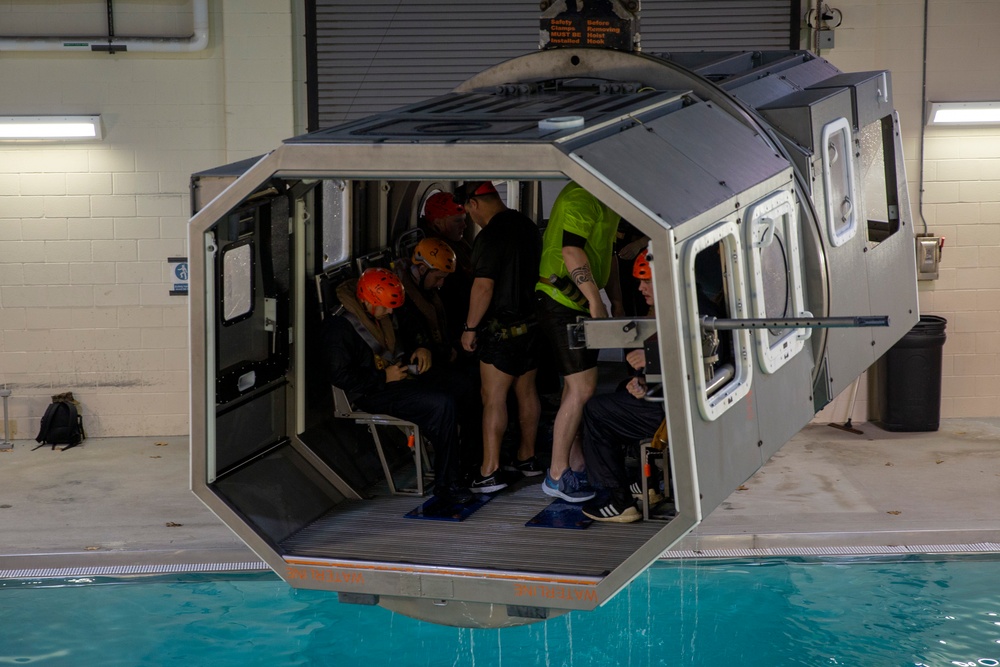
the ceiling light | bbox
[0,115,103,141]
[927,102,1000,126]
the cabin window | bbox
[744,189,807,374]
[321,179,351,271]
[222,241,254,323]
[860,115,901,244]
[822,117,858,247]
[684,219,752,421]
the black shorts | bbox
[478,327,539,377]
[535,292,598,376]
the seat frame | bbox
[331,386,432,496]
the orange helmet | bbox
[356,268,405,309]
[412,238,456,273]
[633,249,652,279]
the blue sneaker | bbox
[542,468,596,503]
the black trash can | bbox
[875,315,947,431]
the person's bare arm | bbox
[563,246,607,319]
[461,276,494,352]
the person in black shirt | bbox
[419,192,474,341]
[457,181,544,494]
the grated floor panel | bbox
[281,482,666,577]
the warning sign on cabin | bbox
[540,0,636,52]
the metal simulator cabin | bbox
[188,3,918,629]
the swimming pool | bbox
[3,556,1000,666]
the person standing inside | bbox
[420,192,474,341]
[535,181,623,502]
[458,181,544,493]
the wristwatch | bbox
[463,324,478,332]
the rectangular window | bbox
[685,219,752,421]
[222,241,254,323]
[822,117,858,247]
[744,189,807,373]
[860,116,901,244]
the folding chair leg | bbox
[368,425,398,495]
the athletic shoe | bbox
[542,468,596,503]
[502,455,544,477]
[583,490,641,523]
[572,468,591,490]
[438,483,474,504]
[469,471,508,494]
[630,480,664,505]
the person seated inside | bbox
[394,237,483,468]
[394,237,460,363]
[322,267,472,503]
[580,250,665,523]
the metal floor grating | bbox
[281,483,665,577]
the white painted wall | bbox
[0,1,296,438]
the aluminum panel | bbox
[645,102,790,197]
[730,75,798,109]
[758,87,854,151]
[808,71,895,131]
[572,121,731,229]
[570,101,788,230]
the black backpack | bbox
[34,399,85,451]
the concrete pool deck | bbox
[2,418,999,575]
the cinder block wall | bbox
[813,0,1000,423]
[2,2,997,439]
[0,2,295,438]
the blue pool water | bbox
[3,557,1000,666]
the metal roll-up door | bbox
[309,0,798,127]
[641,1,798,51]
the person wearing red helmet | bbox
[578,248,667,523]
[323,267,471,503]
[422,192,468,246]
[420,191,474,344]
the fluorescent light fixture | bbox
[0,115,103,141]
[927,102,1000,126]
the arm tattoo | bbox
[570,264,593,286]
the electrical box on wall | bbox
[818,29,835,49]
[916,234,944,280]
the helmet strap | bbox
[415,264,430,291]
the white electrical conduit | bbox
[0,0,208,53]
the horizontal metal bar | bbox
[700,315,889,331]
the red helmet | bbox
[633,249,652,279]
[423,192,464,221]
[356,268,405,309]
[412,238,456,273]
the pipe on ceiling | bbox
[0,0,208,53]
